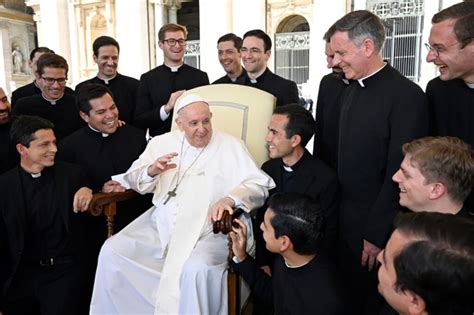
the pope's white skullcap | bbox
[175,94,209,113]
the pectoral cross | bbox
[163,187,177,205]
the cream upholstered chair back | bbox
[171,84,276,167]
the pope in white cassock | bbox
[90,94,275,314]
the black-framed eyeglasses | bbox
[41,76,67,85]
[424,42,460,57]
[163,38,186,46]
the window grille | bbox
[275,31,310,93]
[184,40,201,69]
[368,0,424,82]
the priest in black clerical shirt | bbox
[11,47,75,107]
[57,84,151,306]
[241,30,299,107]
[212,33,247,84]
[256,105,339,276]
[12,53,84,141]
[134,23,209,137]
[0,115,93,315]
[75,36,139,124]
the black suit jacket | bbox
[134,64,209,136]
[0,162,88,300]
[256,150,340,266]
[244,68,299,107]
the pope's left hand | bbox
[209,196,235,222]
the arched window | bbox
[275,15,310,92]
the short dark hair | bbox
[93,36,120,56]
[29,46,54,61]
[273,104,315,147]
[268,192,323,255]
[158,23,187,42]
[10,115,54,147]
[217,33,243,51]
[76,83,114,114]
[323,25,336,42]
[243,29,272,52]
[330,10,386,51]
[432,3,474,47]
[393,212,474,315]
[36,53,68,76]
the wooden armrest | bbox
[212,208,245,234]
[87,189,139,216]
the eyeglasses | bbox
[424,42,460,58]
[163,38,186,46]
[41,76,67,85]
[240,47,263,54]
[1,96,8,103]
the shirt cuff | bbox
[140,166,157,182]
[227,195,242,208]
[160,105,170,121]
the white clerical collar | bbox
[282,164,293,172]
[88,125,110,137]
[357,63,387,87]
[465,82,474,89]
[284,258,311,269]
[230,76,237,82]
[42,93,64,105]
[248,68,267,83]
[31,172,42,178]
[165,63,183,72]
[97,73,117,85]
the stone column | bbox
[151,0,168,67]
[198,0,233,82]
[0,21,10,94]
[115,0,150,79]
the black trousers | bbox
[3,260,88,315]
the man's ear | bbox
[363,38,376,57]
[290,134,302,148]
[279,235,292,252]
[79,111,90,124]
[175,117,183,131]
[16,143,26,156]
[93,54,98,64]
[405,290,427,315]
[429,182,446,200]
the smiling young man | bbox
[425,2,474,211]
[76,36,139,124]
[11,47,75,107]
[377,212,474,315]
[241,29,299,107]
[256,104,339,275]
[12,53,83,141]
[317,10,428,314]
[57,84,149,309]
[134,23,209,137]
[0,115,93,315]
[213,33,246,84]
[392,136,474,218]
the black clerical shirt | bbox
[19,168,71,262]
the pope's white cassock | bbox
[90,128,274,314]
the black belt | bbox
[38,255,76,267]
